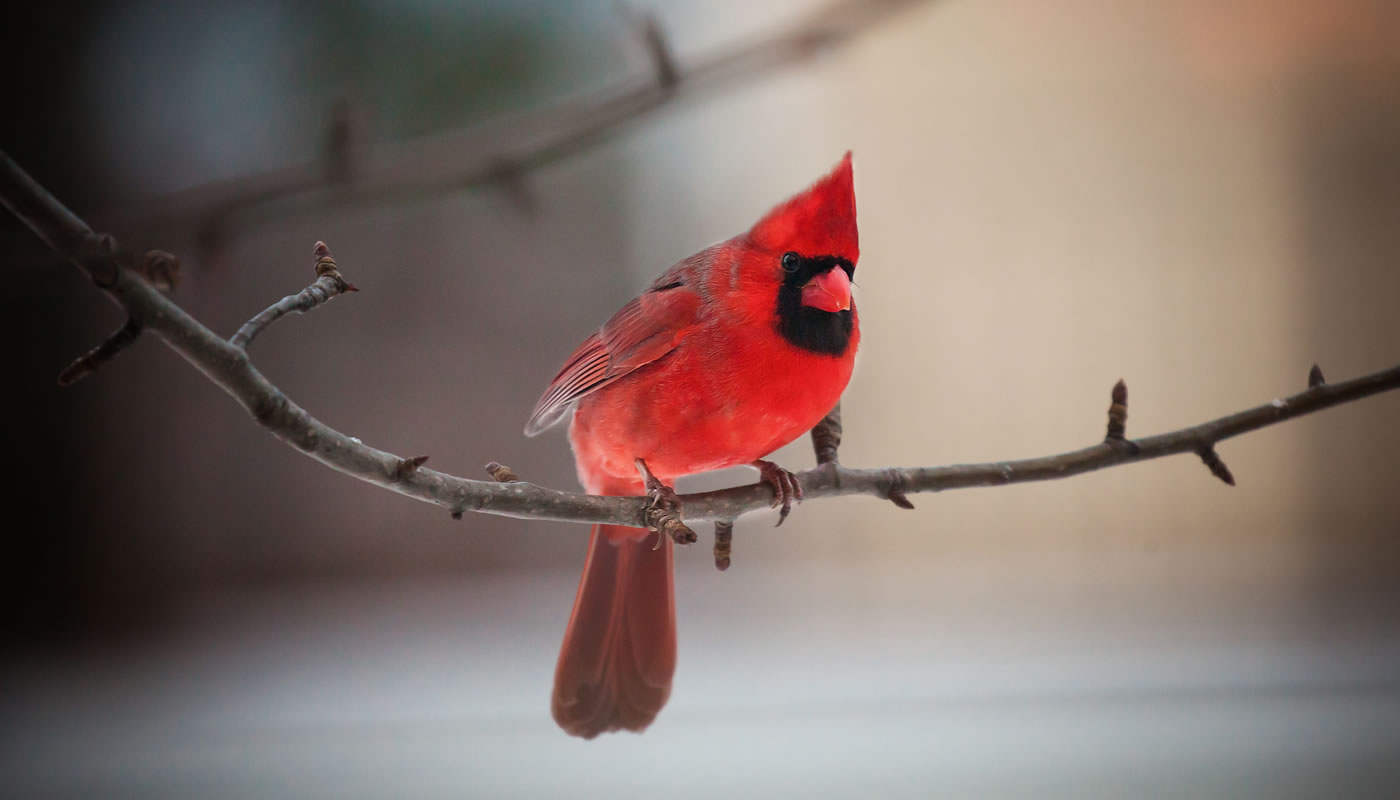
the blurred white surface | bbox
[5,555,1398,799]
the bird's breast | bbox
[570,318,856,482]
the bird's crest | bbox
[747,152,858,263]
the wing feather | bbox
[524,280,700,436]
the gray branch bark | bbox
[4,149,1399,534]
[229,241,356,350]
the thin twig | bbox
[623,5,680,89]
[3,150,1399,533]
[56,317,143,386]
[229,241,356,349]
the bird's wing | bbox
[524,274,700,436]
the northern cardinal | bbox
[525,153,860,738]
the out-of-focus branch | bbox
[4,150,1399,536]
[86,0,933,247]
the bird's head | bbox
[743,152,859,356]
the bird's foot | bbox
[646,479,683,514]
[752,460,803,527]
[635,458,696,548]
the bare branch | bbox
[56,317,143,386]
[79,0,931,244]
[3,149,1400,538]
[229,241,356,350]
[622,5,680,90]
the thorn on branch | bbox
[89,233,121,288]
[395,455,430,479]
[56,317,143,386]
[884,469,915,509]
[1106,379,1128,441]
[713,520,734,571]
[1308,364,1326,389]
[1197,446,1236,486]
[485,461,519,482]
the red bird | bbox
[525,153,861,738]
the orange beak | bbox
[799,268,852,312]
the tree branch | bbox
[76,0,933,248]
[229,241,357,350]
[4,149,1399,536]
[56,317,142,386]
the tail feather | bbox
[551,521,676,738]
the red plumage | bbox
[528,153,861,738]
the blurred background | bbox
[3,0,1400,797]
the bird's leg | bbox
[635,457,695,548]
[751,460,803,527]
[810,402,843,490]
[810,402,842,467]
[635,457,680,510]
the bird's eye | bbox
[781,252,801,272]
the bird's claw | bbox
[646,483,692,549]
[753,460,802,527]
[647,482,682,513]
[635,457,696,549]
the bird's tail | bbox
[551,476,676,738]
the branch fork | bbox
[54,248,181,386]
